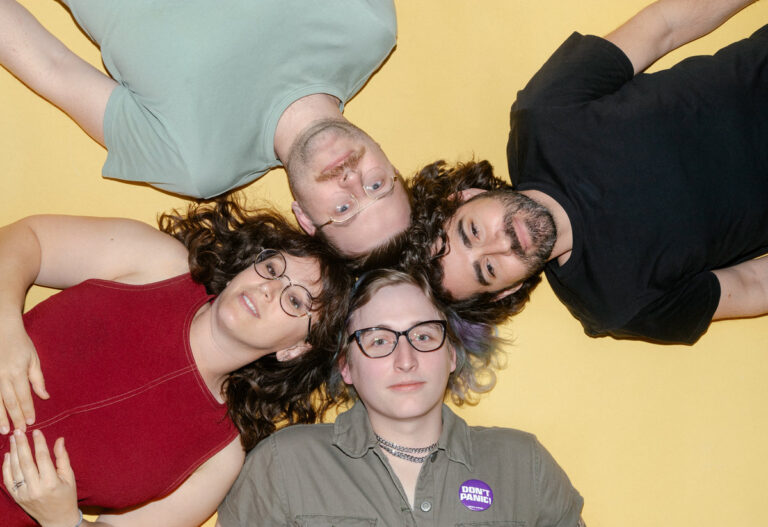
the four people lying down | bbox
[1,0,766,524]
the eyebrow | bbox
[458,219,490,287]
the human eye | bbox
[264,262,278,277]
[365,180,383,192]
[335,202,352,214]
[361,329,393,351]
[470,221,479,238]
[486,260,496,279]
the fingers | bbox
[13,375,35,426]
[28,357,49,400]
[0,382,25,434]
[2,451,14,491]
[32,430,56,480]
[53,437,75,485]
[0,391,9,435]
[10,430,41,488]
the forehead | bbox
[282,253,322,291]
[350,282,442,329]
[455,194,506,218]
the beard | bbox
[286,119,366,172]
[472,189,556,275]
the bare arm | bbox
[0,0,116,145]
[0,215,189,434]
[712,256,768,320]
[605,0,757,74]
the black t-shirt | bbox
[507,28,768,344]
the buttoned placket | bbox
[372,445,445,526]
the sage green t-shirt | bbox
[219,402,584,526]
[64,0,397,198]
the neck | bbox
[188,302,256,402]
[368,405,443,449]
[273,93,345,162]
[519,189,573,264]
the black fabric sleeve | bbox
[514,32,634,110]
[616,272,721,345]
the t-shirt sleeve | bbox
[617,271,721,345]
[217,436,291,526]
[102,85,192,196]
[532,438,584,527]
[514,32,634,110]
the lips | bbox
[240,292,260,318]
[388,381,426,392]
[512,217,531,254]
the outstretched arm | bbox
[0,216,189,434]
[712,256,768,321]
[0,0,116,145]
[605,0,757,74]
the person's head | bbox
[159,197,353,450]
[328,269,502,423]
[285,119,412,261]
[405,160,554,327]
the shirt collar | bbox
[332,400,378,458]
[438,404,473,470]
[332,401,474,470]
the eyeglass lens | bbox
[253,250,313,318]
[358,321,446,358]
[329,169,394,222]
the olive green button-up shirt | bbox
[219,402,583,526]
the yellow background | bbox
[3,1,768,526]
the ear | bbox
[492,282,523,301]
[275,341,312,362]
[451,187,487,202]
[339,354,354,385]
[291,201,317,236]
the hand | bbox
[2,429,80,527]
[0,318,49,434]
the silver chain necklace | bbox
[375,434,438,464]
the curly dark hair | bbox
[326,269,503,409]
[159,197,353,451]
[404,159,542,327]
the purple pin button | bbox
[459,479,493,511]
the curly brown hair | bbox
[159,197,352,450]
[404,160,542,327]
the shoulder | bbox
[468,425,539,453]
[514,32,633,111]
[244,423,336,466]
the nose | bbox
[338,166,364,192]
[484,229,514,256]
[259,278,285,301]
[392,337,417,372]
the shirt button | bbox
[420,500,432,512]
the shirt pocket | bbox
[295,515,377,526]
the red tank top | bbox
[1,274,238,524]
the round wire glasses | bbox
[317,170,396,228]
[253,250,314,319]
[347,320,448,358]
